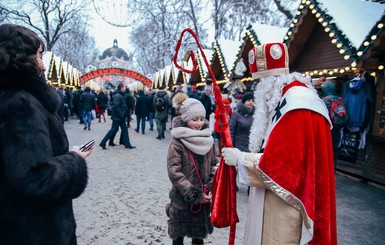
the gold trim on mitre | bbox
[256,44,266,74]
[251,43,289,80]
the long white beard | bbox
[248,73,314,153]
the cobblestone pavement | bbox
[64,115,385,245]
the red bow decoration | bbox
[173,28,239,245]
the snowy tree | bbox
[0,0,99,73]
[211,0,301,41]
[51,13,99,72]
[129,0,209,75]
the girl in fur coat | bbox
[166,96,218,245]
[0,24,91,245]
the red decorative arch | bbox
[79,68,152,88]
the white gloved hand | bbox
[221,147,242,166]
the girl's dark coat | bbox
[0,69,88,245]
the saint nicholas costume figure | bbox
[222,42,337,245]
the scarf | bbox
[171,127,214,155]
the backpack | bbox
[155,94,166,111]
[325,96,348,128]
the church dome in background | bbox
[100,39,130,61]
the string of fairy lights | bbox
[283,0,384,76]
[45,53,80,88]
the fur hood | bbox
[0,68,61,114]
[172,92,188,108]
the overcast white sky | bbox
[88,1,214,53]
[88,8,133,52]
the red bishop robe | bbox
[239,82,337,244]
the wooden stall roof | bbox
[196,48,214,87]
[228,24,288,82]
[172,62,187,86]
[156,69,164,89]
[182,50,210,86]
[163,65,173,89]
[284,0,385,77]
[209,39,240,85]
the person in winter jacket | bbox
[124,88,135,127]
[199,87,213,121]
[0,24,91,245]
[99,83,135,149]
[154,89,170,140]
[97,89,109,122]
[134,90,149,134]
[79,86,96,130]
[166,97,218,245]
[229,91,254,152]
[321,80,344,169]
[147,89,156,130]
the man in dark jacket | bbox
[147,89,156,131]
[154,88,170,140]
[135,90,149,134]
[72,86,84,124]
[99,83,135,149]
[199,86,213,120]
[124,88,135,127]
[79,86,95,130]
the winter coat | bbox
[154,90,170,120]
[97,92,109,109]
[147,93,155,113]
[124,90,135,110]
[199,94,212,120]
[166,117,217,239]
[135,91,149,117]
[229,101,254,152]
[79,90,95,112]
[0,68,88,245]
[110,90,127,122]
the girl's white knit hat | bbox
[179,98,206,122]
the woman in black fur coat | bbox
[0,24,91,245]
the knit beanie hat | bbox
[179,98,206,122]
[242,91,254,103]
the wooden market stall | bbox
[285,0,385,185]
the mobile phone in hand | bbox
[79,139,95,152]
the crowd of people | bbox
[1,24,339,245]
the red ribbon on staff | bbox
[173,28,239,245]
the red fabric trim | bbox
[282,80,307,95]
[259,109,337,244]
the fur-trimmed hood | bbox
[0,68,61,113]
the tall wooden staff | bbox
[173,28,239,245]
